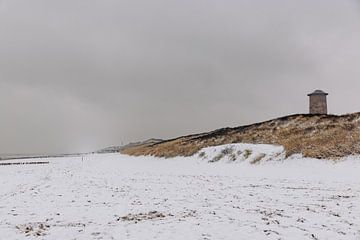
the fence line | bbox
[0,161,49,166]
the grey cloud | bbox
[0,0,360,153]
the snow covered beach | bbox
[1,144,360,240]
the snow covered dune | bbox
[196,143,285,163]
[0,147,360,239]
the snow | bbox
[0,143,360,240]
[196,143,285,163]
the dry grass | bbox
[250,153,266,164]
[243,149,253,159]
[122,113,360,159]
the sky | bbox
[0,0,360,154]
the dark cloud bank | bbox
[0,0,360,154]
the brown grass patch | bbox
[122,113,360,159]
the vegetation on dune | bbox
[121,113,360,159]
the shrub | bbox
[210,153,224,162]
[243,149,252,159]
[198,151,206,159]
[229,153,237,161]
[221,146,234,155]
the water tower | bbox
[307,90,328,114]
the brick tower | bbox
[308,90,328,114]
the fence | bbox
[0,161,49,166]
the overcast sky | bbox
[0,0,360,154]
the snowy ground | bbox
[1,144,360,240]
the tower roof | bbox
[307,90,328,96]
